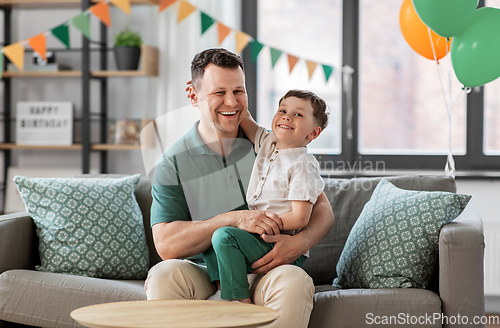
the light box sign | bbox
[16,102,73,145]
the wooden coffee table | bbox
[70,300,279,328]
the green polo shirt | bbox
[151,121,256,227]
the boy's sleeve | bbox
[287,156,325,204]
[253,126,271,153]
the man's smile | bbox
[219,110,239,117]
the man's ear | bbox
[189,85,199,107]
[307,126,322,141]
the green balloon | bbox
[412,0,478,37]
[451,7,500,87]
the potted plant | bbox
[113,29,142,71]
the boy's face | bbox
[191,63,248,139]
[271,96,321,149]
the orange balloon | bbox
[399,0,451,60]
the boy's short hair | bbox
[191,48,245,90]
[278,90,329,130]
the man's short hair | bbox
[191,48,245,90]
[278,89,329,130]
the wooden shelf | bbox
[0,143,142,150]
[0,143,82,150]
[2,71,82,78]
[0,0,158,8]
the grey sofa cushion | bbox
[302,175,456,285]
[0,270,146,328]
[309,285,442,328]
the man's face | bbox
[192,64,248,138]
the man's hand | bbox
[251,233,308,275]
[235,211,283,236]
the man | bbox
[145,48,334,328]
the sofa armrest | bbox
[0,211,38,274]
[439,212,485,328]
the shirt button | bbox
[253,195,257,199]
[261,177,265,181]
[270,159,274,162]
[275,151,278,154]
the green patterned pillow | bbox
[14,174,149,279]
[333,179,471,289]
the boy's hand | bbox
[235,210,283,236]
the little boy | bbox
[203,89,329,303]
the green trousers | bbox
[203,226,307,300]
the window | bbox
[256,0,342,154]
[244,0,500,173]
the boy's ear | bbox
[307,126,322,141]
[189,85,199,107]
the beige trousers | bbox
[144,259,314,328]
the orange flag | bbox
[235,31,251,54]
[306,60,317,79]
[158,0,176,13]
[91,2,111,27]
[217,22,231,45]
[288,54,299,73]
[3,42,25,71]
[111,0,131,15]
[28,33,47,61]
[177,0,196,23]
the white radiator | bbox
[484,222,500,296]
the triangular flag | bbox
[28,33,47,61]
[235,31,250,54]
[177,0,196,23]
[0,55,3,79]
[51,24,70,49]
[217,22,231,45]
[110,0,131,15]
[250,40,264,63]
[306,60,317,79]
[270,48,282,68]
[91,2,111,27]
[322,64,334,82]
[200,12,215,35]
[158,0,176,13]
[72,13,91,39]
[287,54,299,73]
[3,42,24,71]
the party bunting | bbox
[28,33,47,61]
[3,42,24,71]
[177,0,196,23]
[217,22,231,45]
[72,13,91,39]
[322,64,334,82]
[306,60,317,80]
[201,12,215,35]
[51,24,70,49]
[111,0,131,15]
[270,48,282,68]
[235,31,251,54]
[91,2,111,27]
[250,40,264,63]
[158,0,176,13]
[287,54,299,73]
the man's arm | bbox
[153,209,284,260]
[251,191,334,274]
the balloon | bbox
[399,0,451,61]
[451,7,500,87]
[412,0,478,37]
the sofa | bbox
[0,175,485,328]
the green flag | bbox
[200,12,215,35]
[250,40,264,63]
[322,64,334,82]
[51,24,70,49]
[270,48,282,68]
[72,13,91,40]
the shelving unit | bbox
[0,0,158,212]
